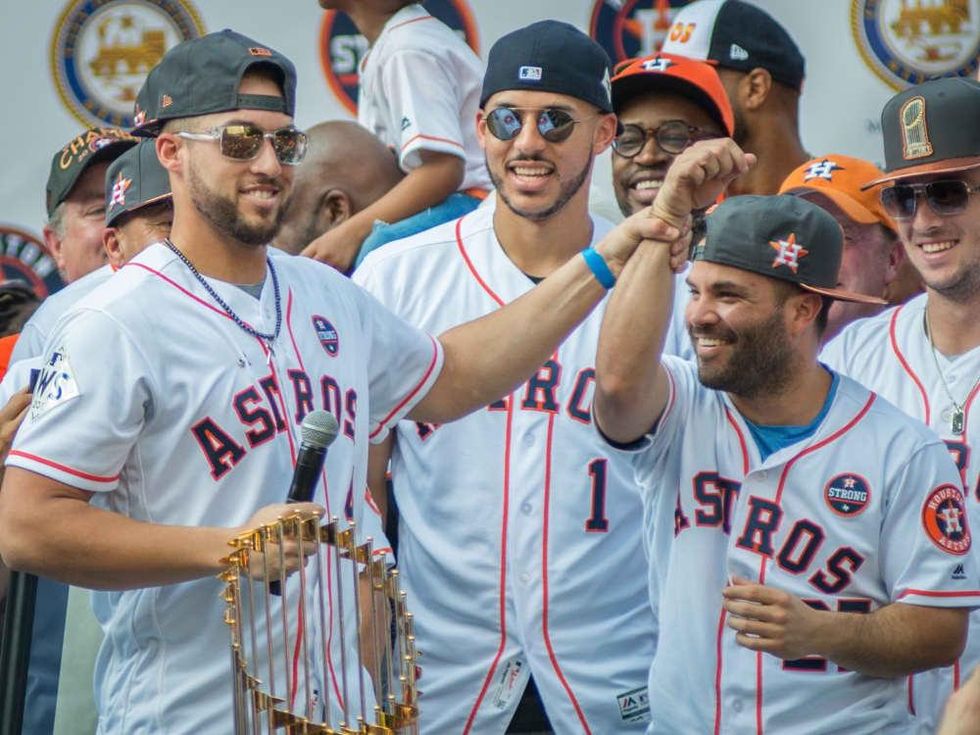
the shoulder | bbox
[834,373,940,447]
[821,297,924,370]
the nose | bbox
[250,135,283,177]
[632,133,671,167]
[686,293,718,331]
[909,191,945,234]
[512,112,548,156]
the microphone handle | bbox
[271,443,328,595]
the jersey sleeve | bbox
[882,442,980,608]
[378,48,468,172]
[351,285,443,444]
[6,309,155,492]
[10,318,46,364]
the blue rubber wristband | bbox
[581,248,616,289]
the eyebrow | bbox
[686,279,753,295]
[488,101,577,113]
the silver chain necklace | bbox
[163,239,282,350]
[924,309,979,436]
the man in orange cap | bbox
[779,154,920,341]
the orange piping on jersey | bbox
[7,450,120,484]
[368,335,440,441]
[888,305,931,425]
[897,588,980,599]
[399,133,465,153]
[540,370,592,732]
[387,15,436,33]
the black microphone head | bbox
[301,410,339,449]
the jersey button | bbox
[520,572,531,584]
[520,502,533,515]
[522,433,536,448]
[732,699,743,713]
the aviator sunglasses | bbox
[177,123,308,165]
[880,179,980,220]
[612,120,719,158]
[485,106,592,144]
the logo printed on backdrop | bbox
[0,226,65,298]
[589,0,694,65]
[51,0,205,128]
[319,0,480,116]
[851,0,980,90]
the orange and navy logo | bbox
[0,225,66,298]
[589,0,695,66]
[769,233,809,273]
[319,1,480,116]
[110,172,132,209]
[922,484,972,555]
[824,473,871,517]
[312,315,339,357]
[50,0,204,128]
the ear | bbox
[786,290,823,336]
[591,112,619,155]
[319,189,352,230]
[476,110,488,151]
[156,133,182,174]
[103,228,124,269]
[741,68,773,112]
[42,225,66,274]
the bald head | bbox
[275,121,403,254]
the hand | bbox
[654,139,756,228]
[0,390,32,464]
[235,502,325,582]
[300,220,367,273]
[722,577,825,660]
[939,666,980,735]
[594,209,689,279]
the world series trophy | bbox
[219,510,419,734]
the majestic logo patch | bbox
[312,315,339,357]
[50,0,204,128]
[617,685,652,724]
[804,160,844,181]
[824,473,871,517]
[0,225,65,298]
[922,484,972,555]
[589,0,695,65]
[31,347,81,421]
[769,233,809,273]
[518,65,542,81]
[899,96,934,160]
[319,0,479,115]
[110,172,132,208]
[851,0,980,92]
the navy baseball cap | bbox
[660,0,805,91]
[696,195,886,304]
[105,140,172,227]
[46,128,137,217]
[865,77,980,188]
[480,21,613,112]
[133,29,297,136]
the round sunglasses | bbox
[177,123,308,165]
[485,106,592,144]
[880,179,980,220]
[612,121,719,158]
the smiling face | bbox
[46,161,112,282]
[892,167,980,304]
[612,90,724,217]
[478,89,615,223]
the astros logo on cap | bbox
[769,233,809,273]
[899,96,934,161]
[110,173,132,209]
[803,160,843,182]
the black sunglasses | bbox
[880,179,980,220]
[612,120,717,158]
[178,123,308,165]
[485,106,590,144]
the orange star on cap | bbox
[769,232,809,273]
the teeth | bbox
[244,189,276,199]
[634,180,663,191]
[921,240,955,254]
[513,167,549,177]
[697,337,726,347]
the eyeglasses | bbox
[611,121,718,158]
[485,106,589,144]
[880,179,980,220]
[177,123,308,165]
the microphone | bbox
[270,410,339,595]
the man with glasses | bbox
[821,77,980,734]
[0,29,678,733]
[354,21,658,733]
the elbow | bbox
[596,371,639,416]
[0,521,39,574]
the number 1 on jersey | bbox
[585,458,610,532]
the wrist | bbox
[581,247,616,289]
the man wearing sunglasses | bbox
[0,29,688,733]
[821,77,980,734]
[354,20,663,734]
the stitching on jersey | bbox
[888,304,931,425]
[456,215,506,307]
[400,133,465,153]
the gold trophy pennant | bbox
[220,511,419,734]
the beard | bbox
[488,153,592,223]
[691,308,796,399]
[730,102,749,147]
[187,160,285,247]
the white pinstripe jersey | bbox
[356,3,491,193]
[822,294,980,734]
[355,203,660,733]
[627,356,977,735]
[7,243,442,734]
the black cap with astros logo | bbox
[132,29,297,137]
[864,77,980,188]
[104,140,172,227]
[695,195,886,304]
[46,127,137,217]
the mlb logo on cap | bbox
[519,66,542,81]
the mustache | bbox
[689,324,738,342]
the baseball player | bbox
[0,30,676,734]
[305,0,491,270]
[355,22,659,733]
[594,138,977,733]
[821,78,980,733]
